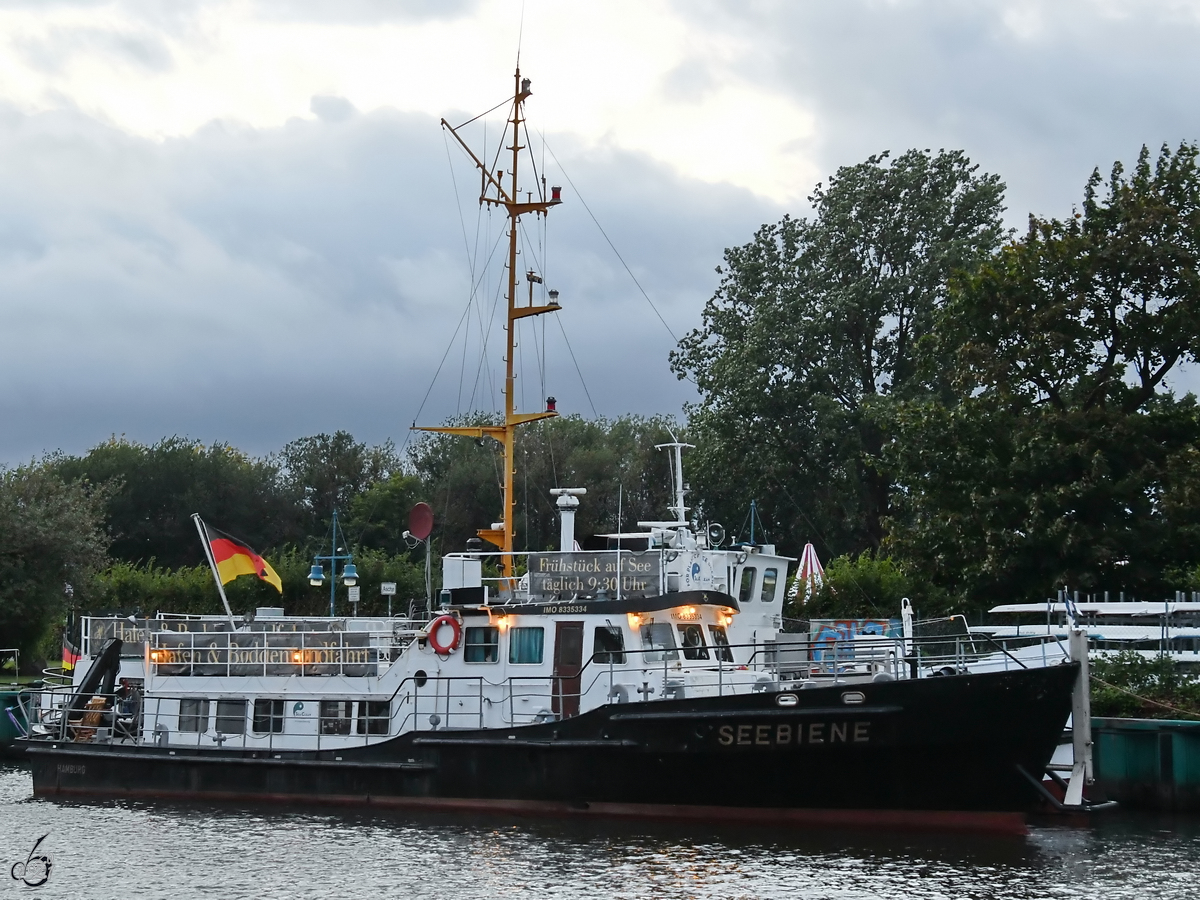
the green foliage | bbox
[1091,650,1200,719]
[0,463,110,669]
[276,431,400,538]
[791,552,945,620]
[409,414,681,556]
[92,548,427,619]
[49,436,302,569]
[888,142,1200,609]
[672,149,1006,560]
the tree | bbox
[0,463,110,667]
[50,436,300,568]
[276,431,399,537]
[672,150,1006,559]
[889,143,1200,607]
[407,414,682,557]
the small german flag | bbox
[62,635,81,671]
[202,522,283,593]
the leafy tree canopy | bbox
[0,463,110,663]
[672,149,1006,559]
[888,143,1200,607]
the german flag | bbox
[203,523,283,593]
[62,635,81,671]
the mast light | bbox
[548,289,560,306]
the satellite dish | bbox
[408,502,434,541]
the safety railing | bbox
[16,631,1074,753]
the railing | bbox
[17,631,1072,753]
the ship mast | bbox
[416,69,562,582]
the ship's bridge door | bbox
[552,622,585,719]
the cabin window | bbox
[676,624,710,660]
[738,568,757,604]
[509,627,545,665]
[464,626,500,663]
[641,622,679,662]
[215,699,246,734]
[252,698,284,734]
[760,568,779,603]
[593,626,626,664]
[178,698,209,732]
[320,700,353,735]
[709,625,735,663]
[356,700,390,735]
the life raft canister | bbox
[427,614,462,654]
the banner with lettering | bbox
[527,551,662,600]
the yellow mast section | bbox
[416,69,561,581]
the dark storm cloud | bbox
[672,0,1200,394]
[0,100,778,464]
[679,0,1200,221]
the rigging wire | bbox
[555,314,598,417]
[542,137,679,343]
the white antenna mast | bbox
[655,435,695,526]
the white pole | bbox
[192,514,238,630]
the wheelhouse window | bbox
[760,568,779,603]
[179,698,209,732]
[641,622,679,662]
[738,568,757,605]
[464,626,500,663]
[509,627,545,665]
[215,699,246,734]
[356,700,390,735]
[593,626,626,664]
[676,624,710,660]
[709,625,735,663]
[320,700,353,735]
[252,698,284,734]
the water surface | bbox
[2,763,1197,899]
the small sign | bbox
[348,586,361,603]
[380,582,397,596]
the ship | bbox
[20,69,1094,834]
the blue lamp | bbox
[308,565,324,586]
[341,564,358,586]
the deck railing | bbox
[17,631,1070,754]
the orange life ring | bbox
[428,615,462,654]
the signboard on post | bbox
[527,551,661,601]
[380,582,397,595]
[348,586,361,603]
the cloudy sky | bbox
[2,0,1199,465]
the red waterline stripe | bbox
[33,785,1027,836]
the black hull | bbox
[26,663,1078,834]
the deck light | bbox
[292,650,302,663]
[342,564,358,586]
[627,612,642,629]
[308,565,324,586]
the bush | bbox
[1090,650,1200,719]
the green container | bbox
[1092,717,1200,811]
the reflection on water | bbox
[3,762,1199,900]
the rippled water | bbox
[2,762,1199,899]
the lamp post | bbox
[308,509,358,617]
